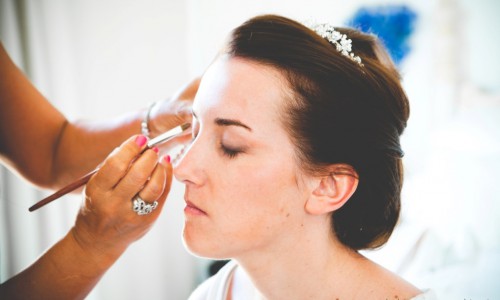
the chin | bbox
[182,227,232,260]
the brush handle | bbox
[28,123,191,212]
[28,170,97,212]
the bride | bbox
[176,14,434,300]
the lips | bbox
[184,200,207,216]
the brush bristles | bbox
[181,122,191,131]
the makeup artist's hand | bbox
[148,77,200,137]
[71,134,172,256]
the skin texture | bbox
[2,136,172,300]
[0,43,198,189]
[176,56,312,259]
[175,56,421,299]
[0,43,198,299]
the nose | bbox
[173,135,206,185]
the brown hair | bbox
[225,15,409,250]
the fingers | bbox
[113,146,160,200]
[74,139,173,254]
[160,156,173,199]
[172,76,201,103]
[95,135,172,211]
[136,155,172,213]
[91,135,149,190]
[148,77,200,135]
[136,158,167,203]
[85,134,174,214]
[156,128,192,154]
[173,77,200,123]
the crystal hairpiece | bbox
[310,23,363,66]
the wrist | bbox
[69,226,127,272]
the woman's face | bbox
[174,56,312,259]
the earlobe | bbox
[305,166,359,215]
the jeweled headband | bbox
[309,23,363,66]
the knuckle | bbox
[146,181,164,198]
[106,156,129,174]
[123,142,139,155]
[128,170,148,186]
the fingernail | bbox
[135,135,147,147]
[164,155,171,164]
[152,147,159,153]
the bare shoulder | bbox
[359,259,421,300]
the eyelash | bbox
[191,130,242,159]
[220,143,242,159]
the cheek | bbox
[183,151,307,258]
[218,157,303,227]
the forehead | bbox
[193,56,288,121]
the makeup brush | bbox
[29,123,191,212]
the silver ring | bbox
[132,196,158,215]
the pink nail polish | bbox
[152,147,159,153]
[135,135,147,147]
[164,155,171,163]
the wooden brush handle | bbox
[28,169,97,212]
[28,123,191,212]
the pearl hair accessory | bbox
[310,23,363,66]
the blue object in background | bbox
[347,5,417,66]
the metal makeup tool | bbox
[28,123,191,212]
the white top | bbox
[188,260,437,300]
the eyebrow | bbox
[215,117,252,131]
[192,110,252,131]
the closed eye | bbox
[220,142,243,159]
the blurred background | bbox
[1,0,499,299]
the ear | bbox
[305,165,359,215]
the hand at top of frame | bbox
[149,77,200,137]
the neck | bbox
[233,216,364,300]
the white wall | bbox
[1,0,499,299]
[1,0,198,299]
